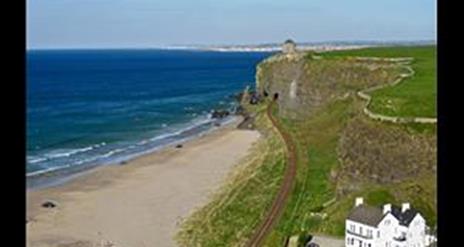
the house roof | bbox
[347,205,384,227]
[390,205,419,227]
[347,204,420,227]
[284,39,295,44]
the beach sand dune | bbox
[27,120,260,247]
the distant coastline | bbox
[27,40,436,52]
[159,40,436,52]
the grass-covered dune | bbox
[176,45,436,246]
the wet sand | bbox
[27,118,260,247]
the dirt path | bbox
[355,57,436,124]
[245,100,298,246]
[311,235,344,247]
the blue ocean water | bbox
[27,49,271,179]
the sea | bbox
[27,49,272,188]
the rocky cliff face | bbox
[256,52,402,119]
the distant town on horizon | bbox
[28,39,436,51]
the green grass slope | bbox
[176,103,286,247]
[322,45,436,118]
[176,46,436,246]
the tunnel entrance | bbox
[273,93,279,100]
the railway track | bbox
[245,99,298,247]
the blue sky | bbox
[27,0,436,49]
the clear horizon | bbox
[27,0,436,49]
[26,39,436,51]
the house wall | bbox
[282,43,296,54]
[377,213,400,247]
[406,214,427,247]
[345,220,376,247]
[344,201,430,247]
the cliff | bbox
[256,52,404,119]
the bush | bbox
[310,205,324,213]
[297,232,313,247]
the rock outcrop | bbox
[255,53,402,119]
[211,110,230,119]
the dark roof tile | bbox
[284,39,295,44]
[390,205,419,226]
[347,204,419,227]
[347,205,384,227]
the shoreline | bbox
[27,115,240,191]
[27,116,261,247]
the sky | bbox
[26,0,436,49]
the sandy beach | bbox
[26,118,260,247]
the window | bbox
[347,237,350,245]
[368,244,371,247]
[377,231,380,238]
[360,226,363,235]
[351,238,354,245]
[350,224,355,232]
[385,219,390,225]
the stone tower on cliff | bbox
[282,39,297,54]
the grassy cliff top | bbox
[321,45,436,118]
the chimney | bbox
[402,203,410,212]
[383,204,391,214]
[355,197,364,207]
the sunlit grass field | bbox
[322,45,436,118]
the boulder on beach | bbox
[176,144,183,148]
[42,200,58,208]
[211,110,230,119]
[233,92,244,101]
[235,105,245,115]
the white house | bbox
[345,197,436,247]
